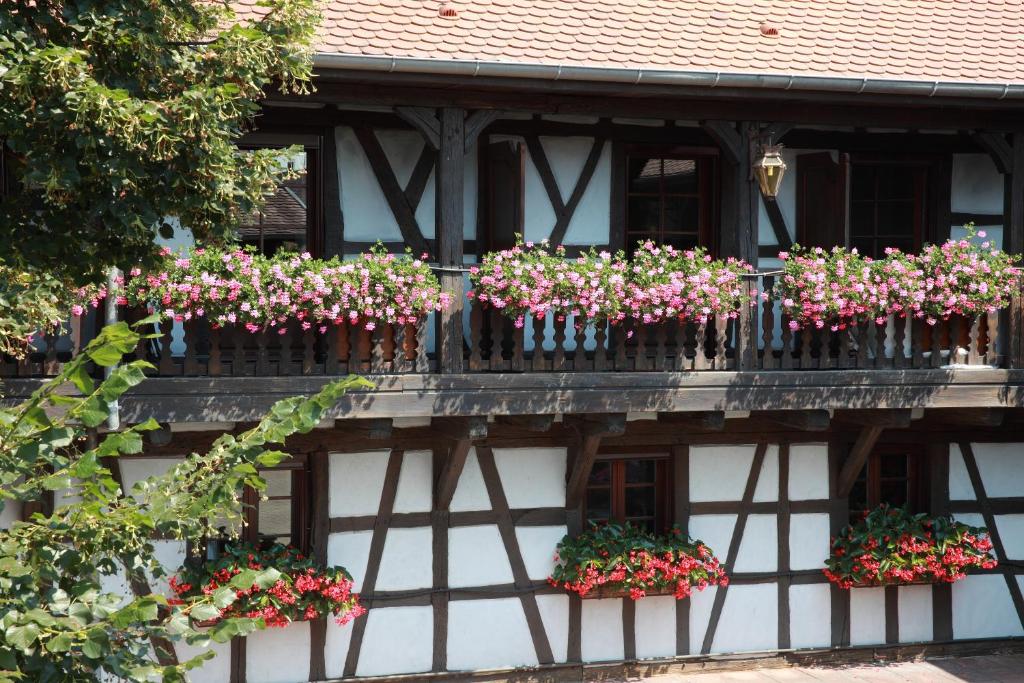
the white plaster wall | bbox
[246,621,310,683]
[965,443,1024,499]
[849,586,887,646]
[449,448,490,512]
[448,525,513,588]
[948,444,975,500]
[752,445,780,503]
[952,153,1004,248]
[0,501,21,530]
[516,525,567,581]
[535,593,570,662]
[635,595,677,660]
[175,634,232,683]
[689,445,759,501]
[327,531,372,592]
[376,527,432,591]
[119,457,183,500]
[734,515,778,573]
[710,583,778,653]
[995,514,1024,559]
[789,513,831,571]
[324,619,355,680]
[789,583,831,649]
[953,574,1024,640]
[523,137,610,246]
[328,450,389,517]
[687,515,736,566]
[393,449,432,514]
[493,447,567,508]
[448,598,538,670]
[788,444,830,500]
[581,598,624,662]
[356,605,434,677]
[688,584,716,654]
[898,584,933,643]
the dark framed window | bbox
[848,443,928,522]
[240,461,311,553]
[848,161,927,259]
[623,148,717,255]
[237,139,323,258]
[584,455,672,532]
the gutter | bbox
[313,53,1024,102]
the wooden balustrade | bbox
[0,283,1009,378]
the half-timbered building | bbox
[5,1,1024,681]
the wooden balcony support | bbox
[837,424,885,498]
[433,416,488,510]
[564,413,627,509]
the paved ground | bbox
[614,654,1024,682]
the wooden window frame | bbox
[583,450,673,533]
[847,155,932,259]
[848,442,929,518]
[240,456,312,554]
[620,145,719,256]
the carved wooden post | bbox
[1007,133,1024,367]
[437,108,465,373]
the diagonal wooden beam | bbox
[836,425,885,497]
[761,195,794,250]
[973,132,1013,174]
[701,120,743,165]
[464,109,500,152]
[433,417,488,510]
[564,414,626,509]
[524,135,566,216]
[395,106,440,151]
[353,126,431,257]
[404,146,436,213]
[549,136,606,246]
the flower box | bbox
[823,505,997,590]
[548,523,728,601]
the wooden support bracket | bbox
[835,409,914,429]
[564,414,626,509]
[762,409,831,432]
[395,106,440,151]
[656,410,726,431]
[700,120,743,164]
[837,425,885,497]
[973,132,1013,174]
[433,417,488,510]
[464,110,500,152]
[339,418,394,440]
[926,408,1006,428]
[494,414,556,432]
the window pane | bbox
[589,461,611,485]
[258,499,292,538]
[850,238,875,258]
[876,201,915,236]
[662,159,698,194]
[880,455,908,479]
[627,518,656,533]
[849,479,868,513]
[585,487,611,521]
[627,196,661,232]
[263,470,292,498]
[628,158,662,193]
[876,166,915,200]
[663,234,701,251]
[625,459,656,484]
[850,201,875,237]
[880,481,909,508]
[663,196,700,233]
[851,166,876,200]
[625,486,656,518]
[238,149,309,257]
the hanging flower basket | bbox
[823,505,997,590]
[548,522,728,601]
[169,542,366,628]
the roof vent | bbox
[759,22,780,37]
[438,3,457,18]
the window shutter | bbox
[796,151,848,249]
[484,139,525,252]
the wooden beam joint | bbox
[837,425,885,498]
[564,414,626,509]
[433,417,488,511]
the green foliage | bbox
[0,0,318,284]
[0,322,372,680]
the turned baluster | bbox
[634,323,648,371]
[930,319,944,368]
[893,316,907,369]
[469,301,483,371]
[208,328,222,376]
[780,317,794,370]
[489,309,506,372]
[694,322,709,370]
[414,317,430,373]
[302,328,316,375]
[761,278,776,370]
[986,313,1000,366]
[552,316,567,371]
[511,323,525,372]
[714,314,728,369]
[594,322,608,372]
[159,323,177,376]
[531,316,547,372]
[573,317,589,371]
[278,327,293,376]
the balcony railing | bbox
[1,276,1006,379]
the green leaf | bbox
[6,623,40,651]
[44,632,73,653]
[253,567,281,589]
[190,603,221,622]
[68,364,95,394]
[211,586,237,609]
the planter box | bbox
[579,584,677,600]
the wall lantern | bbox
[753,142,787,198]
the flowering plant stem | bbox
[823,505,997,589]
[548,522,728,600]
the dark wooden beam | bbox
[433,417,488,510]
[524,134,566,214]
[762,410,831,432]
[926,408,1005,427]
[761,196,793,250]
[973,132,1013,174]
[395,106,440,151]
[657,411,726,431]
[837,425,885,497]
[464,109,500,152]
[564,414,626,509]
[405,147,436,213]
[701,120,743,164]
[322,108,344,258]
[1005,133,1024,369]
[548,135,605,245]
[436,107,466,373]
[432,416,489,441]
[951,211,1003,227]
[834,409,914,429]
[338,418,394,439]
[495,414,556,432]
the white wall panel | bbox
[687,515,737,564]
[948,444,975,500]
[0,501,20,530]
[789,513,831,571]
[689,445,757,501]
[450,448,490,512]
[995,515,1024,559]
[563,143,610,246]
[898,584,933,643]
[336,127,403,243]
[971,443,1024,498]
[393,449,432,514]
[377,527,432,591]
[523,137,609,246]
[324,619,354,679]
[120,457,182,497]
[688,585,717,654]
[789,583,831,649]
[788,444,830,501]
[581,598,624,662]
[493,447,567,508]
[448,598,538,670]
[952,154,1004,248]
[448,525,514,588]
[710,583,778,653]
[634,595,676,659]
[536,594,570,662]
[953,574,1024,639]
[246,621,310,683]
[752,445,780,503]
[327,531,373,592]
[516,525,567,581]
[328,451,389,517]
[175,634,231,683]
[849,586,886,645]
[735,514,778,573]
[356,606,434,676]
